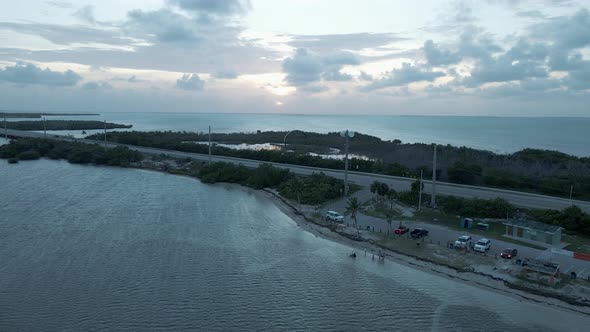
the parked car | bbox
[325,211,344,222]
[500,248,518,259]
[394,226,410,234]
[454,235,472,249]
[474,238,491,252]
[410,228,429,239]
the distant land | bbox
[5,120,131,131]
[0,112,99,118]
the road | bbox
[3,128,590,213]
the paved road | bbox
[4,128,590,213]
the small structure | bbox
[520,258,560,285]
[503,218,562,247]
[459,218,473,229]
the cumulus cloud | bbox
[363,63,445,91]
[126,9,201,43]
[176,73,205,90]
[423,40,461,66]
[282,48,359,88]
[0,62,81,86]
[464,57,547,86]
[530,8,590,50]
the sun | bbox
[275,101,283,106]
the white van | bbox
[326,211,344,222]
[474,238,491,252]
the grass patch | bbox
[563,234,590,254]
[362,197,402,219]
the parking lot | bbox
[322,205,590,279]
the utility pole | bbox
[341,130,355,196]
[3,116,6,138]
[208,125,212,164]
[418,169,423,211]
[430,144,437,208]
[43,117,47,138]
[570,185,574,205]
[103,120,107,148]
[344,133,350,196]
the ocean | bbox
[9,113,590,157]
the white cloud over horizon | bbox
[0,0,590,116]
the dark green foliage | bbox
[370,181,390,196]
[279,172,344,205]
[6,120,132,131]
[0,138,142,166]
[411,179,424,193]
[197,162,290,190]
[86,130,590,199]
[436,196,513,219]
[447,161,482,185]
[17,150,41,160]
[529,205,590,236]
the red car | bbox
[500,248,518,259]
[394,226,409,234]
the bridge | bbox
[3,128,589,213]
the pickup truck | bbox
[410,228,429,239]
[454,235,472,249]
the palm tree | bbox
[345,197,361,235]
[290,177,304,211]
[385,211,394,237]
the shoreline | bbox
[3,156,590,316]
[257,188,590,317]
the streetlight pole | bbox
[103,120,107,148]
[430,144,437,208]
[3,116,6,138]
[341,130,355,196]
[418,169,423,211]
[43,117,47,138]
[570,185,574,206]
[208,124,212,164]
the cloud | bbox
[363,63,445,91]
[213,69,238,79]
[287,33,406,53]
[423,40,461,66]
[458,27,503,60]
[176,73,205,90]
[0,62,81,86]
[82,81,113,90]
[359,72,373,81]
[45,1,73,9]
[0,22,130,47]
[282,48,359,87]
[530,9,590,50]
[516,10,547,19]
[464,57,547,86]
[126,9,201,43]
[74,5,96,24]
[168,0,251,16]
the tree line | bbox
[87,130,590,200]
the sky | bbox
[1,0,590,116]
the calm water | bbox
[1,159,588,331]
[17,113,590,156]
